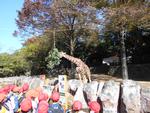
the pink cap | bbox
[73,100,82,111]
[88,101,101,113]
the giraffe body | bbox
[59,52,91,83]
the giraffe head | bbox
[59,51,66,58]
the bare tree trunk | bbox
[70,33,75,78]
[121,28,128,79]
[53,29,56,48]
[69,16,76,78]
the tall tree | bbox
[16,0,100,55]
[21,34,53,75]
[101,0,149,79]
[16,0,100,77]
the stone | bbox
[74,84,88,109]
[49,77,58,85]
[83,81,99,101]
[100,80,120,113]
[141,88,150,113]
[97,81,105,97]
[68,79,81,92]
[29,77,43,89]
[120,80,141,113]
[43,85,54,97]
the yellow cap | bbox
[0,106,7,113]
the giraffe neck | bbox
[62,54,79,65]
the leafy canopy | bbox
[46,48,61,69]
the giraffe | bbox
[59,52,91,83]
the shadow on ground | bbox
[91,64,150,81]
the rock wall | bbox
[68,79,150,113]
[0,76,150,113]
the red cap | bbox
[73,100,82,111]
[8,84,15,91]
[0,88,4,93]
[51,91,60,102]
[22,83,29,92]
[38,92,49,102]
[0,88,7,94]
[19,88,24,93]
[88,101,101,113]
[20,98,32,112]
[44,93,48,100]
[26,89,40,98]
[38,101,49,113]
[3,85,11,93]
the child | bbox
[48,91,64,113]
[88,101,101,113]
[20,97,32,113]
[72,100,86,113]
[38,100,49,113]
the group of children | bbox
[0,82,101,113]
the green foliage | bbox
[0,33,54,76]
[0,53,30,77]
[21,34,53,75]
[104,1,149,32]
[46,48,61,69]
[95,0,109,8]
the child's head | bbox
[20,97,32,112]
[38,100,49,113]
[88,101,101,113]
[38,92,49,102]
[51,91,60,102]
[0,93,6,103]
[73,100,82,111]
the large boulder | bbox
[83,81,99,101]
[49,77,58,86]
[29,77,43,89]
[100,80,120,113]
[43,85,54,97]
[120,80,141,113]
[74,84,88,109]
[68,79,81,92]
[97,81,105,97]
[141,88,150,113]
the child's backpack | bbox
[13,96,19,112]
[48,103,64,113]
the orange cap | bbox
[12,86,21,93]
[26,89,40,98]
[0,93,6,102]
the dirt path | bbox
[91,74,150,88]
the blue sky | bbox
[0,0,24,53]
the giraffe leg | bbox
[82,74,87,83]
[76,67,82,82]
[78,73,82,83]
[88,74,91,83]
